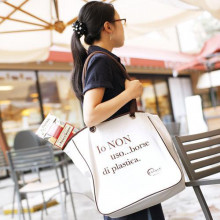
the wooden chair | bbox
[174,128,220,220]
[164,122,181,137]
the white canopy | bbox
[0,0,218,63]
[197,69,220,89]
[180,0,220,19]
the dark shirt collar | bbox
[88,45,121,63]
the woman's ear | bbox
[103,21,113,34]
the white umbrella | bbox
[180,0,220,19]
[0,0,203,63]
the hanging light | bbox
[172,69,178,77]
[0,85,13,91]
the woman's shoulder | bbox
[82,52,115,95]
[88,52,113,66]
[85,53,114,76]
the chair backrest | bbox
[175,128,220,180]
[7,145,55,173]
[13,130,47,150]
[0,149,8,171]
[7,145,60,193]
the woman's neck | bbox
[93,41,113,52]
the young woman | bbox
[71,1,165,220]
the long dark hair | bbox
[71,1,115,102]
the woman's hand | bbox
[83,80,143,127]
[125,79,143,99]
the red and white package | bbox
[36,113,79,149]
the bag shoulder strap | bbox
[82,51,130,88]
[82,51,137,114]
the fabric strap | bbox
[82,51,137,115]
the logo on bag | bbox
[147,167,161,176]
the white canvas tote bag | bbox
[63,52,185,218]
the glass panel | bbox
[154,79,172,122]
[199,87,220,108]
[200,92,212,108]
[139,79,157,114]
[215,86,220,106]
[0,71,41,147]
[38,71,83,129]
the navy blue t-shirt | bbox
[82,45,132,121]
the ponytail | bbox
[71,1,115,102]
[71,32,87,102]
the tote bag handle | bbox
[82,51,137,116]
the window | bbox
[154,79,172,122]
[38,71,83,129]
[0,71,41,147]
[140,79,157,114]
[131,75,173,123]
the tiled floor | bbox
[0,164,220,220]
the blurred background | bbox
[1,0,220,149]
[1,1,220,219]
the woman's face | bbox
[111,10,125,48]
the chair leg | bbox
[64,193,67,211]
[24,194,31,220]
[41,192,48,215]
[59,185,68,220]
[12,185,16,218]
[66,179,77,220]
[193,186,213,220]
[41,205,44,220]
[60,164,68,194]
[17,191,25,220]
[66,164,77,220]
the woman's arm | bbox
[83,88,131,127]
[83,79,143,127]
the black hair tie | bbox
[72,20,87,38]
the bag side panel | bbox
[148,115,185,175]
[64,129,94,183]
